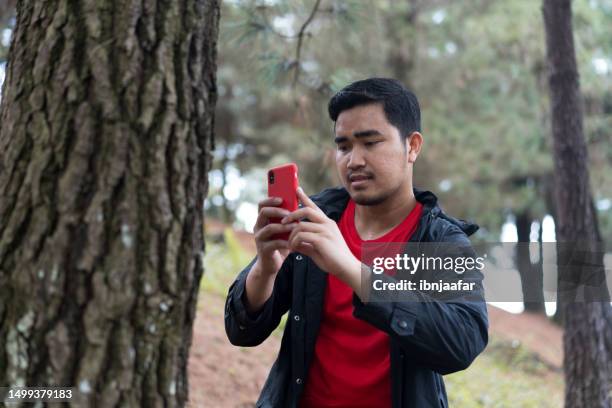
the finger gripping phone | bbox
[268,163,299,240]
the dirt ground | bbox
[187,291,562,408]
[487,305,563,369]
[187,293,281,408]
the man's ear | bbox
[406,132,423,163]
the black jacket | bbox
[225,187,489,408]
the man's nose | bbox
[347,147,366,169]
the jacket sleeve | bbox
[352,224,489,375]
[224,256,293,347]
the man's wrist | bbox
[245,260,276,314]
[352,262,373,302]
[335,256,364,295]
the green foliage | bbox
[446,338,563,407]
[201,228,255,297]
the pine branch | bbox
[292,0,322,88]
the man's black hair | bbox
[328,77,421,141]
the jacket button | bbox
[294,314,300,321]
[398,320,408,329]
[296,378,303,385]
[239,325,246,330]
[296,255,303,261]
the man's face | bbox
[334,103,412,206]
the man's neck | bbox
[354,185,417,241]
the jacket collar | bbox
[311,185,479,237]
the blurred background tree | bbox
[543,0,611,405]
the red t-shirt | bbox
[299,199,423,408]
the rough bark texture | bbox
[542,0,611,406]
[0,0,219,406]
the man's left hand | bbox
[281,187,361,281]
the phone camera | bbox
[268,171,275,184]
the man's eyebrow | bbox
[334,129,383,144]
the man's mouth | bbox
[348,174,373,187]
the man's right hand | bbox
[252,196,296,275]
[245,197,296,313]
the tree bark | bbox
[0,0,219,406]
[542,0,611,406]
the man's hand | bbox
[253,196,297,276]
[245,196,297,314]
[282,188,362,287]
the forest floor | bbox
[187,224,565,408]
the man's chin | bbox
[351,191,389,206]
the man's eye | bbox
[365,141,380,147]
[337,145,349,152]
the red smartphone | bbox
[267,163,299,240]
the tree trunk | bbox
[542,0,611,406]
[0,0,15,27]
[0,0,15,64]
[515,211,545,314]
[385,0,420,89]
[219,148,234,224]
[0,0,219,406]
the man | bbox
[225,78,488,408]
